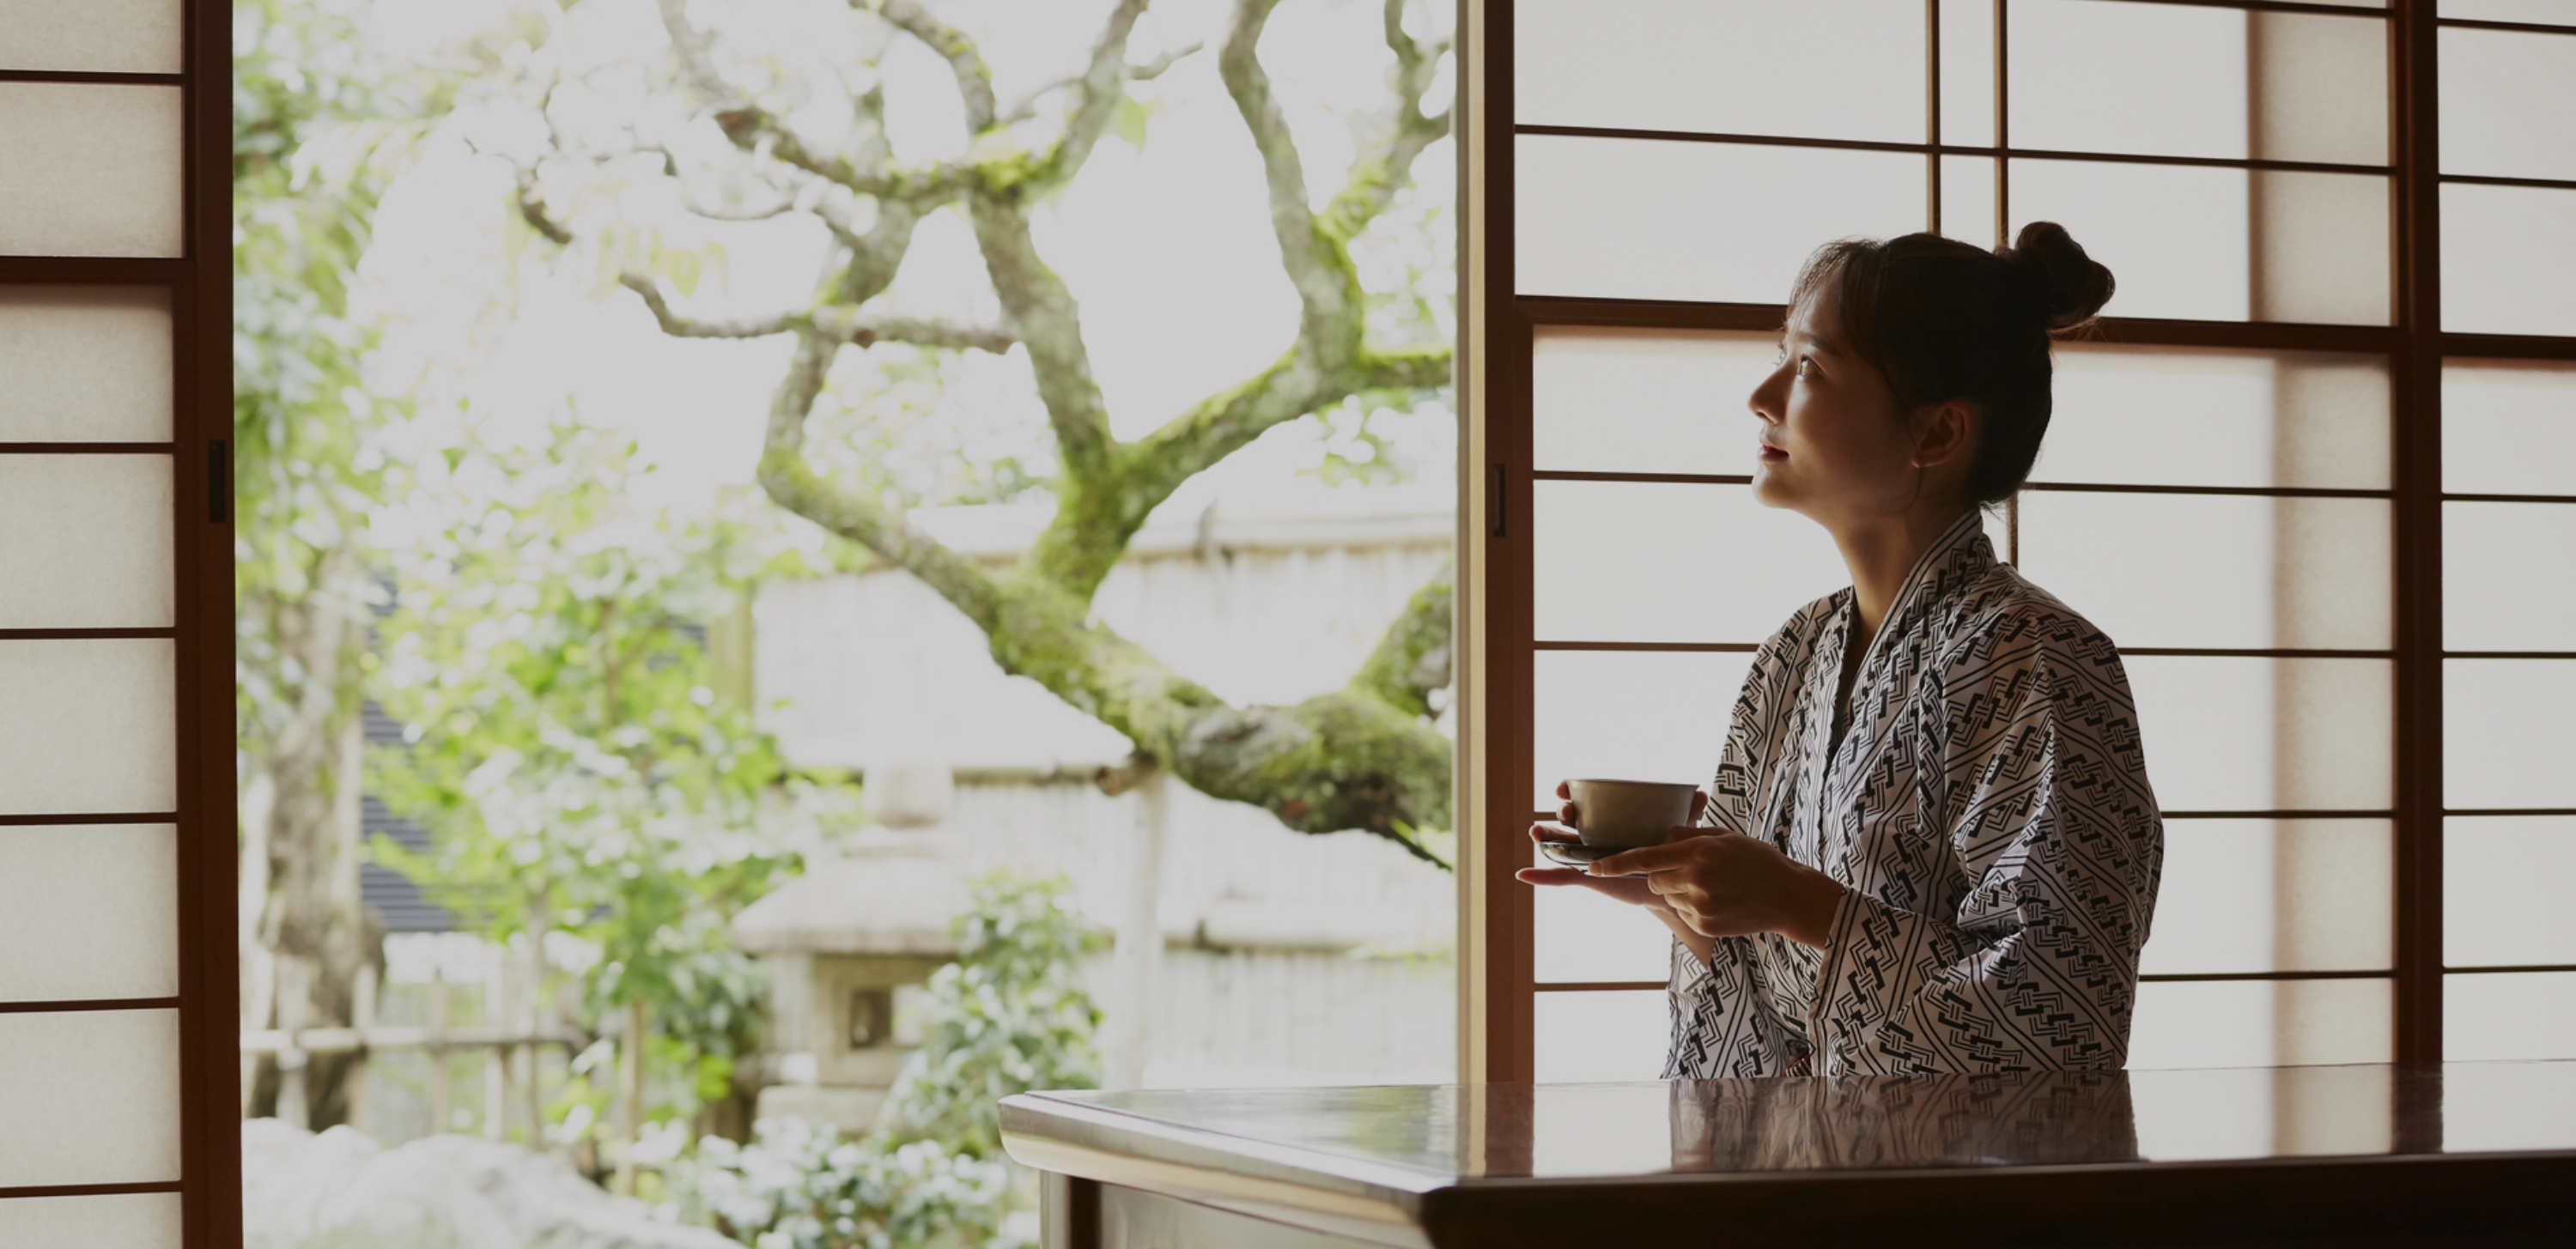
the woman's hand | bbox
[1513,781,1692,912]
[1589,827,1850,950]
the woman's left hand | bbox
[1589,828,1850,950]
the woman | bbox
[1524,223,2164,1077]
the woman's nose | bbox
[1749,374,1787,422]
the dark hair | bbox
[1788,221,2116,505]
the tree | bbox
[500,0,1458,864]
[234,0,448,1125]
[372,418,859,1173]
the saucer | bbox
[1537,840,1649,875]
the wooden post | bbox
[486,948,509,1140]
[1104,768,1168,1090]
[525,906,551,1145]
[615,997,647,1193]
[428,971,453,1135]
[344,963,378,1136]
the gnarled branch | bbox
[1220,0,1350,354]
[595,0,1462,861]
[660,0,974,208]
[862,0,997,132]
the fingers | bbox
[1558,799,1580,826]
[1688,789,1709,822]
[1555,779,1571,799]
[1588,840,1693,876]
[1527,821,1580,845]
[1516,867,1588,886]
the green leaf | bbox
[1109,94,1151,151]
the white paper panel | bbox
[1534,650,1747,809]
[0,1009,181,1186]
[0,83,184,258]
[2124,656,2391,812]
[2442,361,2576,497]
[0,1192,183,1249]
[1517,136,1923,302]
[2440,28,2576,181]
[2044,347,2390,491]
[0,288,172,441]
[1531,328,1776,476]
[2440,0,2573,19]
[2128,977,2391,1070]
[1533,989,1668,1083]
[1532,481,1845,644]
[2446,659,2576,809]
[2443,185,2576,337]
[0,824,176,1002]
[0,457,173,628]
[1534,863,1675,986]
[2251,168,2394,325]
[2011,2,2385,167]
[2445,817,2576,967]
[0,0,182,73]
[1516,0,1923,142]
[2249,10,2391,168]
[2018,493,2388,651]
[2011,162,2388,324]
[2445,972,2576,1063]
[2011,0,2250,161]
[2139,820,2391,976]
[1939,155,1998,246]
[0,640,175,815]
[2445,503,2576,651]
[1938,0,1996,147]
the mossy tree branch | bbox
[532,0,1458,864]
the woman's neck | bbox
[1828,506,1973,652]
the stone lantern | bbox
[728,837,969,1135]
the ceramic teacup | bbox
[1564,779,1698,850]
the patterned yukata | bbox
[1663,511,2164,1078]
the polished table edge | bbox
[1001,1092,1445,1248]
[1000,1080,2576,1249]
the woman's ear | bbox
[1911,399,1977,470]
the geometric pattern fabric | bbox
[1666,512,2166,1077]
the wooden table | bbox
[1001,1060,2576,1247]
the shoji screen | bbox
[2436,3,2576,1061]
[0,0,232,1246]
[1464,0,2553,1082]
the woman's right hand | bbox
[1515,780,1676,912]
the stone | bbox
[241,1119,738,1249]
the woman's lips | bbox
[1757,444,1787,461]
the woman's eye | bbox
[1794,356,1814,379]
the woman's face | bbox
[1747,282,1943,527]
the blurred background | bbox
[234,0,1455,1243]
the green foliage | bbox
[233,0,437,745]
[675,872,1099,1249]
[684,1127,1011,1249]
[877,873,1108,1159]
[371,417,862,1128]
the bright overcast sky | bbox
[355,0,1455,524]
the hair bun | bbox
[2006,221,2116,330]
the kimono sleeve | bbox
[1664,602,1832,1080]
[1807,613,2164,1073]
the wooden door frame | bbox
[0,0,237,1241]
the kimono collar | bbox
[1874,509,1997,637]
